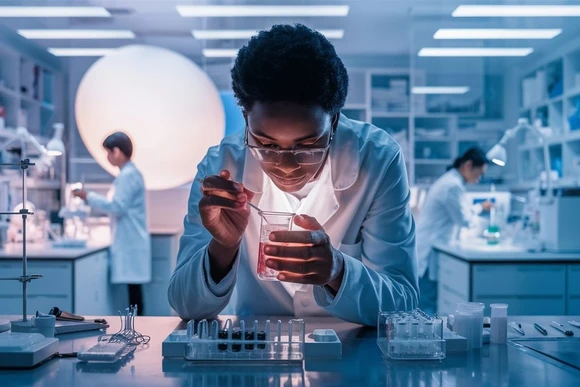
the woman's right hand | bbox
[199,170,254,249]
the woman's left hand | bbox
[264,214,345,292]
[71,189,88,200]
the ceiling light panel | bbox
[48,48,116,57]
[0,6,110,17]
[412,86,470,94]
[202,49,239,58]
[434,29,562,40]
[177,5,349,17]
[192,29,344,39]
[452,5,580,17]
[418,47,534,57]
[19,29,135,39]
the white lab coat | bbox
[416,169,482,281]
[87,161,152,284]
[168,115,418,326]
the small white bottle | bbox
[490,303,508,344]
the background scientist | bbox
[73,132,151,314]
[416,147,491,314]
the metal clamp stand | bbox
[0,159,42,324]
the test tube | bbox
[211,320,219,340]
[423,321,433,339]
[199,319,208,339]
[265,320,271,341]
[410,320,419,338]
[239,320,246,352]
[277,320,282,343]
[288,320,293,344]
[397,322,408,339]
[187,320,195,340]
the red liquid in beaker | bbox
[257,242,279,280]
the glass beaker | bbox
[257,211,295,281]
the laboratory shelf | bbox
[9,178,61,189]
[414,159,452,165]
[0,85,18,99]
[371,111,409,118]
[20,94,40,106]
[343,103,367,110]
[566,87,580,99]
[41,102,55,111]
[565,130,580,143]
[414,137,452,142]
[414,113,456,118]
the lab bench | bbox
[0,230,180,317]
[1,315,579,386]
[434,243,580,316]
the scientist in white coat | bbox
[73,132,151,314]
[416,147,491,314]
[168,24,418,327]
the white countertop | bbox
[434,240,580,262]
[0,242,110,260]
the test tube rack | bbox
[377,309,446,361]
[163,318,305,363]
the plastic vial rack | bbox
[377,309,445,361]
[184,318,305,363]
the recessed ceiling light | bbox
[19,29,135,39]
[177,5,349,17]
[434,28,562,40]
[48,48,116,57]
[412,86,470,94]
[0,6,110,17]
[202,49,239,58]
[418,47,534,57]
[192,29,344,40]
[452,5,580,17]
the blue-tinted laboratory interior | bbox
[0,1,580,386]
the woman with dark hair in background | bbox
[416,147,491,314]
[72,132,151,314]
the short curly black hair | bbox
[231,24,348,115]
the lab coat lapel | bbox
[240,114,360,310]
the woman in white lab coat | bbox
[73,132,151,314]
[416,148,491,315]
[168,25,418,326]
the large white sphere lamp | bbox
[75,45,225,190]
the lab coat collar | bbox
[449,168,466,187]
[242,114,360,194]
[120,160,134,171]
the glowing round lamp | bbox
[75,45,225,190]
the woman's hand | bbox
[71,189,88,201]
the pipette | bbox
[568,320,580,329]
[550,321,574,336]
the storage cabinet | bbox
[437,251,579,316]
[142,233,180,316]
[0,250,109,315]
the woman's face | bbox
[245,102,338,193]
[463,161,488,184]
